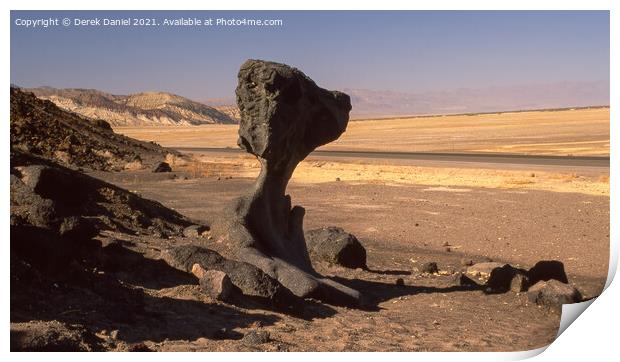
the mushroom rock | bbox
[214,59,361,306]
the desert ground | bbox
[83,107,610,351]
[11,91,610,352]
[116,107,610,156]
[85,157,608,351]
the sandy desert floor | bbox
[115,107,610,156]
[27,107,605,351]
[85,154,609,351]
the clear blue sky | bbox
[11,10,609,101]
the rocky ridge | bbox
[23,87,237,126]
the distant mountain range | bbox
[341,81,609,119]
[202,80,608,119]
[20,80,608,126]
[22,87,237,126]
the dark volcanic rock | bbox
[152,161,172,173]
[527,260,569,285]
[161,244,293,304]
[527,280,582,309]
[10,152,192,275]
[58,216,99,241]
[191,265,234,301]
[485,264,529,293]
[304,227,367,269]
[10,87,175,171]
[235,59,351,164]
[213,59,361,306]
[11,153,190,238]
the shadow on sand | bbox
[328,275,482,311]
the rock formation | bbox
[214,59,362,306]
[10,87,178,171]
[304,227,367,269]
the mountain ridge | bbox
[23,87,237,126]
[340,80,609,118]
[201,80,608,120]
[23,80,609,124]
[10,87,175,171]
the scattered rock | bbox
[304,227,367,269]
[191,264,234,301]
[152,161,172,173]
[420,262,439,274]
[161,245,294,305]
[527,260,569,284]
[242,330,270,345]
[527,280,582,309]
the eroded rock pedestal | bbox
[214,59,362,306]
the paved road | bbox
[174,147,610,168]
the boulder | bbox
[527,260,569,284]
[152,162,172,173]
[161,245,294,305]
[304,227,367,269]
[527,279,582,309]
[191,265,233,301]
[485,264,529,293]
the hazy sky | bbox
[11,10,609,101]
